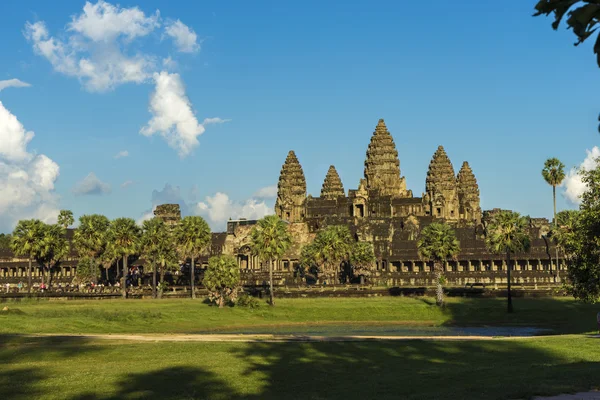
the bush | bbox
[236,294,261,308]
[202,255,241,308]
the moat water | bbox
[198,325,552,337]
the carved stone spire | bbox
[320,165,345,199]
[363,119,409,197]
[275,150,306,222]
[424,145,459,220]
[457,161,482,222]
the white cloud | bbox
[195,192,272,228]
[164,20,199,53]
[136,205,156,226]
[253,185,277,199]
[0,79,31,92]
[72,172,111,196]
[202,117,230,125]
[140,71,207,157]
[0,101,60,232]
[114,150,129,159]
[121,180,134,188]
[563,146,600,205]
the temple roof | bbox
[363,119,406,196]
[457,161,480,204]
[320,165,345,199]
[425,145,457,194]
[277,150,306,199]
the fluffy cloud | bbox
[164,20,199,53]
[196,193,272,227]
[25,1,223,156]
[72,172,111,196]
[0,101,60,232]
[563,146,600,205]
[0,79,31,92]
[138,183,273,231]
[253,185,277,198]
[114,150,129,159]
[140,72,205,157]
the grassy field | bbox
[0,296,598,335]
[1,334,599,400]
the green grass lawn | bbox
[0,296,598,335]
[1,335,599,400]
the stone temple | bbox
[0,119,563,287]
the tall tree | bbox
[542,158,565,277]
[417,222,461,306]
[10,219,45,294]
[36,223,69,287]
[0,233,11,250]
[73,215,110,284]
[57,210,75,229]
[349,241,376,285]
[107,218,140,299]
[140,218,172,299]
[175,216,211,299]
[310,225,354,284]
[485,211,531,313]
[250,215,292,306]
[560,163,600,302]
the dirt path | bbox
[532,391,600,400]
[21,333,552,342]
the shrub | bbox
[202,255,241,308]
[236,294,261,308]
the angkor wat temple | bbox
[0,119,563,287]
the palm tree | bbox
[542,158,565,278]
[57,210,74,229]
[175,216,211,299]
[417,222,460,306]
[36,223,69,287]
[73,215,110,284]
[485,211,531,313]
[349,241,376,285]
[108,218,140,299]
[10,219,45,294]
[250,215,292,306]
[313,225,353,284]
[140,218,172,299]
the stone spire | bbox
[363,119,409,197]
[275,150,307,222]
[320,165,345,199]
[457,161,482,222]
[424,145,459,220]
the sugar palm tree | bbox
[36,223,69,287]
[250,215,292,306]
[73,214,110,284]
[11,219,45,294]
[57,210,74,229]
[417,222,460,306]
[542,158,565,278]
[485,211,531,313]
[175,216,211,299]
[140,218,172,299]
[108,218,140,299]
[349,241,376,285]
[316,225,353,284]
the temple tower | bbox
[320,165,345,199]
[424,146,459,220]
[275,150,306,223]
[153,204,181,227]
[363,119,409,197]
[457,161,482,223]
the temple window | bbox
[436,207,441,215]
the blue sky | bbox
[0,0,597,233]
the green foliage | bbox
[551,210,580,259]
[73,214,110,259]
[308,225,354,282]
[10,219,46,259]
[107,217,140,259]
[74,256,99,284]
[203,255,241,308]
[250,215,292,263]
[57,210,75,229]
[561,162,600,302]
[140,218,176,273]
[36,223,69,271]
[349,241,376,278]
[175,216,211,260]
[0,233,11,250]
[417,223,461,262]
[236,294,261,308]
[542,158,566,188]
[484,211,531,255]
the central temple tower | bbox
[363,119,410,197]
